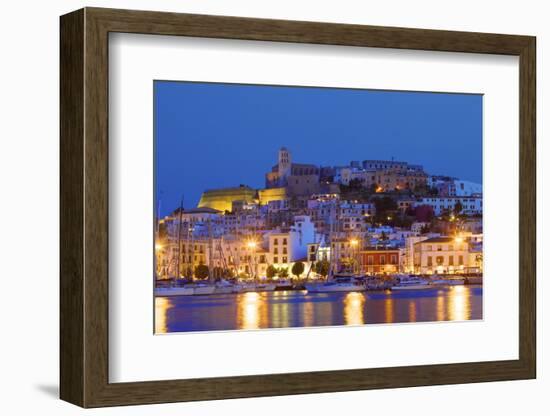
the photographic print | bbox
[154,81,483,334]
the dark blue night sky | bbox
[155,81,482,216]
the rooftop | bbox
[173,207,222,215]
[414,237,455,244]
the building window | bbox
[274,238,278,245]
[458,255,464,265]
[283,247,287,254]
[427,256,433,266]
[274,248,278,254]
[274,256,279,264]
[282,257,288,263]
[380,255,386,265]
[390,254,397,264]
[449,256,454,265]
[367,255,373,265]
[283,238,287,245]
[426,245,432,251]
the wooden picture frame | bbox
[60,7,536,408]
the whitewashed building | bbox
[413,236,471,274]
[415,196,483,216]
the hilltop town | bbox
[155,147,483,281]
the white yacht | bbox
[391,275,432,290]
[214,280,237,294]
[430,276,465,286]
[154,286,194,297]
[240,281,276,292]
[305,276,365,293]
[192,283,216,295]
[274,279,293,291]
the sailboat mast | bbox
[207,217,214,283]
[176,196,184,279]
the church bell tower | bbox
[278,147,291,179]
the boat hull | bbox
[241,283,276,292]
[305,283,365,293]
[193,285,216,295]
[155,287,194,297]
[391,284,432,290]
[431,279,465,286]
[214,286,235,294]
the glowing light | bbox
[454,236,464,243]
[246,240,257,249]
[350,238,359,247]
[155,243,163,251]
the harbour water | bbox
[155,285,482,333]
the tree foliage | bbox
[278,267,289,278]
[314,259,330,277]
[453,201,464,216]
[194,264,209,279]
[291,261,305,278]
[266,264,278,279]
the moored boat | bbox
[305,276,365,293]
[214,280,236,294]
[391,275,431,290]
[154,286,194,296]
[240,281,276,292]
[274,279,293,291]
[430,276,465,286]
[192,283,216,295]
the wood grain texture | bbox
[59,8,84,407]
[59,7,537,408]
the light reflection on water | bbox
[448,286,471,321]
[154,296,169,333]
[155,285,482,334]
[343,292,365,325]
[409,301,417,323]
